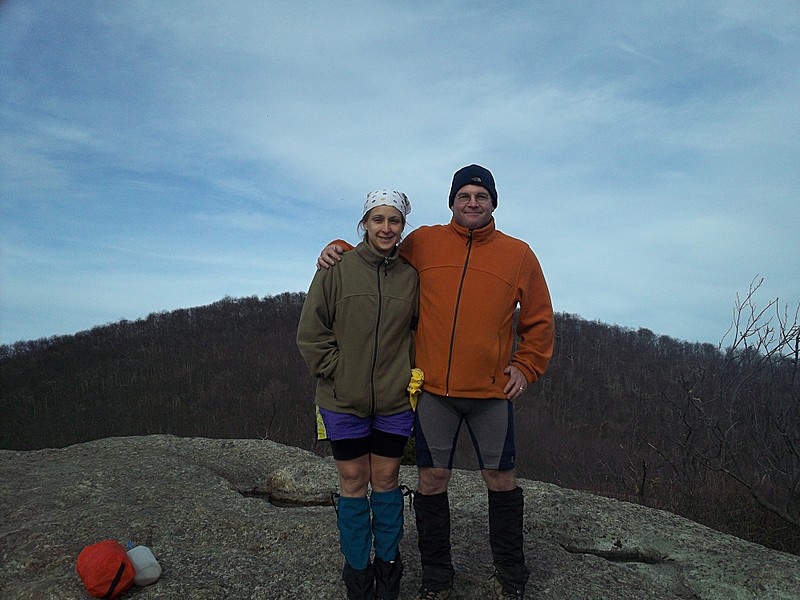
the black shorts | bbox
[330,429,410,461]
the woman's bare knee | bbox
[369,455,401,492]
[336,456,370,496]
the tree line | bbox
[1,287,797,555]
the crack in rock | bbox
[561,545,666,564]
[236,486,335,508]
[561,545,701,599]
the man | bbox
[319,165,554,599]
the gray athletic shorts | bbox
[414,391,516,471]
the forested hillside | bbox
[2,292,797,555]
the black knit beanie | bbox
[448,164,497,208]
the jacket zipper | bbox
[369,257,388,413]
[445,230,473,396]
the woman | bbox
[297,189,419,599]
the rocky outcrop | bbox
[1,435,798,599]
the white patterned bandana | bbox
[362,189,411,220]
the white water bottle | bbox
[126,542,162,586]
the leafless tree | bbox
[669,277,800,528]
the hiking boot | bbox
[489,570,523,598]
[374,555,403,600]
[416,588,451,599]
[343,562,376,599]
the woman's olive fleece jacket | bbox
[296,241,419,417]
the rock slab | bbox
[1,435,798,599]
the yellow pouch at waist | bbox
[407,368,424,411]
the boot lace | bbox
[417,590,451,599]
[489,571,523,598]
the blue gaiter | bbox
[337,495,372,570]
[371,488,404,561]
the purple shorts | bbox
[317,407,415,441]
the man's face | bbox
[451,184,494,229]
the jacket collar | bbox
[448,217,496,244]
[354,240,400,269]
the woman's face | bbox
[364,205,405,255]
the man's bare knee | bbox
[482,468,516,492]
[418,467,451,495]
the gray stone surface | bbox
[1,435,798,599]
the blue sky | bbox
[1,1,798,347]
